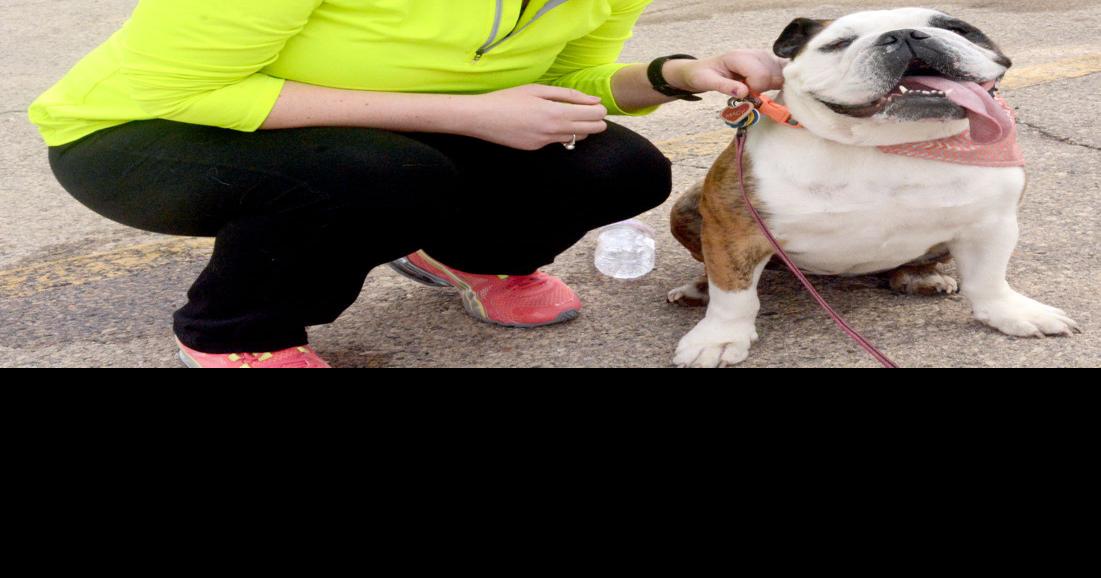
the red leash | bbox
[734,130,899,368]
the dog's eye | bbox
[932,17,981,38]
[821,37,856,52]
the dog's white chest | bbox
[747,125,1025,275]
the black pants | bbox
[48,120,672,353]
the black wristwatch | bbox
[647,54,703,102]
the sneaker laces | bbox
[504,274,547,291]
[228,351,309,368]
[218,352,264,364]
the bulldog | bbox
[668,8,1079,368]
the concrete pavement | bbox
[1,0,1098,367]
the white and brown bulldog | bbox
[669,8,1079,368]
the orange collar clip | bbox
[722,94,803,130]
[753,94,802,128]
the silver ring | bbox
[563,134,577,151]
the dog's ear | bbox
[774,18,831,59]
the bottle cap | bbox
[598,219,655,237]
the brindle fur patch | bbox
[668,275,711,307]
[670,180,705,262]
[903,243,953,268]
[889,261,959,296]
[670,139,775,294]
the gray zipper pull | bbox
[474,0,567,64]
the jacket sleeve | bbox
[537,0,658,116]
[119,0,323,131]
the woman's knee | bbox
[591,123,673,212]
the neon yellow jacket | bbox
[30,0,656,146]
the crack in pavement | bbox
[1018,120,1101,153]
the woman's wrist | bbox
[655,51,788,99]
[442,94,492,139]
[426,94,479,136]
[611,64,684,113]
[661,59,697,93]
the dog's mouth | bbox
[822,60,999,118]
[819,59,1012,144]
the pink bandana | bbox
[878,97,1024,168]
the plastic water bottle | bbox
[595,219,656,279]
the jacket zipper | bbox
[474,0,570,62]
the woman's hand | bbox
[665,50,788,98]
[459,85,609,151]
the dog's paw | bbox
[890,267,958,296]
[667,279,710,307]
[674,319,758,368]
[973,293,1080,337]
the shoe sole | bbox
[391,258,581,328]
[389,258,452,288]
[477,308,581,329]
[178,350,201,369]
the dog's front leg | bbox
[674,191,774,367]
[950,213,1079,337]
[675,261,771,368]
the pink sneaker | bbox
[177,339,331,369]
[390,251,581,328]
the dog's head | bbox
[774,8,1013,146]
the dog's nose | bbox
[875,29,930,46]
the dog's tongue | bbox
[904,76,1012,144]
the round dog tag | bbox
[722,101,755,126]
